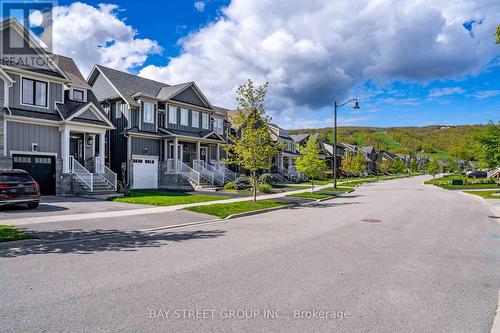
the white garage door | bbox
[132,156,158,189]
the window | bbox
[22,78,47,107]
[214,118,224,134]
[73,89,84,101]
[192,111,199,127]
[202,113,209,129]
[180,108,189,126]
[115,102,122,119]
[168,105,177,124]
[101,103,110,115]
[143,102,155,124]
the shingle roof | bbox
[55,55,90,88]
[290,133,310,143]
[6,107,62,121]
[213,106,231,117]
[156,83,192,100]
[96,65,170,107]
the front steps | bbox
[72,174,117,197]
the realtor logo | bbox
[1,1,55,68]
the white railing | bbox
[213,161,237,181]
[193,160,215,185]
[70,156,93,191]
[177,160,200,186]
[196,159,225,185]
[95,157,117,190]
[488,168,500,179]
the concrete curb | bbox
[223,204,295,220]
[491,291,500,333]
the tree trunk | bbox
[252,171,257,202]
[311,179,314,193]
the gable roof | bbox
[55,55,90,88]
[156,83,192,100]
[290,133,310,143]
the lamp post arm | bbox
[337,98,359,108]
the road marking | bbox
[492,291,500,333]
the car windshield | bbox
[0,174,34,182]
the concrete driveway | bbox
[0,196,152,221]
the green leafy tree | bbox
[377,157,393,176]
[354,150,367,176]
[496,25,500,44]
[473,121,500,168]
[427,157,441,178]
[409,159,419,173]
[446,160,458,173]
[223,80,279,202]
[341,151,356,176]
[391,159,406,175]
[296,137,327,192]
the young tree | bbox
[296,137,327,192]
[409,158,419,173]
[223,80,279,202]
[446,159,458,173]
[341,151,356,176]
[377,157,393,176]
[354,151,367,177]
[473,121,500,168]
[427,157,441,178]
[391,159,406,175]
[496,25,500,44]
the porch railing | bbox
[177,160,200,186]
[95,157,117,190]
[166,159,176,173]
[195,159,225,185]
[193,160,215,185]
[487,168,500,179]
[212,161,236,181]
[70,156,93,191]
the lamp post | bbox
[333,98,360,189]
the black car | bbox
[0,169,40,208]
[466,170,487,179]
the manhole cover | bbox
[488,215,500,219]
[361,218,382,223]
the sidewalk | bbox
[1,181,346,227]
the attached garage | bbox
[12,155,56,195]
[132,156,158,189]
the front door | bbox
[200,147,208,163]
[70,137,83,164]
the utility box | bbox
[451,179,464,186]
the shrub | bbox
[223,181,235,190]
[122,188,136,197]
[258,173,274,184]
[257,183,274,193]
[234,176,250,190]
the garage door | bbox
[12,155,56,195]
[132,157,158,189]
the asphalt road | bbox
[1,176,499,333]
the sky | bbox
[13,0,500,128]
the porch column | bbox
[99,132,105,172]
[163,139,168,161]
[61,127,70,173]
[216,143,220,162]
[173,136,179,173]
[196,141,201,161]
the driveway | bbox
[1,176,499,332]
[0,195,152,221]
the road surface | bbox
[1,176,499,332]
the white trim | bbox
[143,101,155,124]
[19,75,50,110]
[168,82,213,110]
[3,119,7,157]
[5,116,60,127]
[166,99,212,113]
[87,66,132,108]
[126,132,163,140]
[180,107,189,126]
[1,66,68,84]
[10,150,58,157]
[0,68,14,85]
[65,103,115,128]
[132,154,160,160]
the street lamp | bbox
[333,98,360,189]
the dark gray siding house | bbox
[87,65,231,190]
[0,18,116,196]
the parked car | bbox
[0,169,40,208]
[466,170,487,179]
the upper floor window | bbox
[214,118,224,134]
[101,103,110,115]
[22,78,47,107]
[143,102,155,124]
[73,89,84,102]
[192,111,199,128]
[168,105,177,124]
[180,108,189,126]
[202,113,209,129]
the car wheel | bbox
[27,202,39,209]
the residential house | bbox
[87,65,232,189]
[267,123,301,180]
[0,18,115,195]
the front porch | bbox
[270,152,302,181]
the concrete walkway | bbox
[1,180,353,227]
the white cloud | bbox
[38,2,161,76]
[138,0,500,125]
[194,1,206,12]
[428,87,465,97]
[474,89,500,99]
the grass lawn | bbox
[286,192,333,199]
[425,175,498,190]
[321,187,353,192]
[296,179,333,186]
[0,225,37,243]
[112,190,228,206]
[463,190,500,199]
[272,184,311,190]
[185,200,288,218]
[221,189,253,195]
